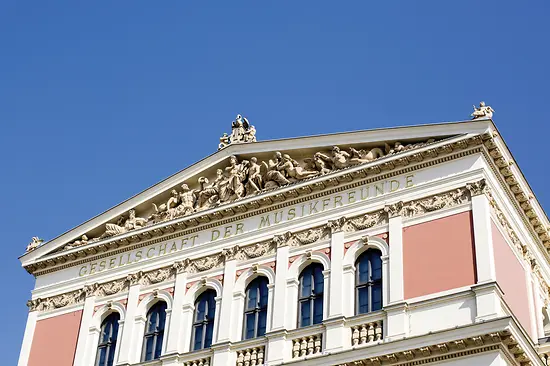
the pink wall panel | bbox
[403,212,476,299]
[28,310,82,366]
[492,222,532,334]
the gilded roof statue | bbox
[218,114,256,150]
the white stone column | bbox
[165,270,187,354]
[117,281,141,364]
[271,245,289,331]
[386,202,404,303]
[533,283,546,339]
[216,258,236,343]
[342,264,355,317]
[73,291,96,366]
[467,180,496,283]
[327,223,345,318]
[526,271,538,341]
[17,308,38,366]
[285,278,299,330]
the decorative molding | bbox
[384,201,404,218]
[466,178,488,196]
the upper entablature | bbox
[20,117,497,268]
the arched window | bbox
[244,277,269,339]
[356,249,383,314]
[298,263,324,327]
[95,312,120,366]
[142,301,167,361]
[192,289,217,351]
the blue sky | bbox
[1,1,549,363]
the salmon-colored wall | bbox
[492,222,532,334]
[28,310,82,366]
[403,212,477,299]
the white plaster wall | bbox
[408,295,476,337]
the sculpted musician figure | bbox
[471,101,495,119]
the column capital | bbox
[384,201,404,218]
[466,178,489,196]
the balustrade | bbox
[182,358,211,366]
[291,333,323,359]
[350,320,383,346]
[235,345,265,366]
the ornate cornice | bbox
[337,330,535,366]
[26,134,482,275]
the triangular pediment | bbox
[22,119,494,268]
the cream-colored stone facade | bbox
[18,115,550,366]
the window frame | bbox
[141,301,167,362]
[191,289,217,351]
[243,276,269,340]
[355,248,383,315]
[298,262,325,328]
[95,312,120,366]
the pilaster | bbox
[468,180,497,283]
[324,316,349,353]
[117,283,140,364]
[165,271,188,354]
[73,294,96,366]
[266,329,287,365]
[272,245,289,331]
[212,342,235,366]
[216,259,236,343]
[328,224,345,318]
[17,309,38,366]
[386,202,404,303]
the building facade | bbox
[18,109,550,366]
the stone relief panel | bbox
[59,137,440,251]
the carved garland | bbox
[26,134,482,275]
[27,184,476,313]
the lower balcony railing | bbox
[287,324,325,360]
[233,338,267,366]
[346,311,385,347]
[179,348,213,366]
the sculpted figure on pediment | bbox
[245,157,263,195]
[100,209,147,239]
[26,237,43,252]
[64,235,89,250]
[280,154,319,180]
[304,153,333,175]
[348,146,384,164]
[218,114,257,149]
[263,151,291,190]
[471,101,495,119]
[225,155,248,200]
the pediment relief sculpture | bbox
[59,137,440,252]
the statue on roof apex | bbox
[218,114,257,150]
[471,101,495,120]
[26,236,44,252]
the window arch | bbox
[355,249,382,314]
[95,312,120,366]
[298,263,324,327]
[244,277,269,339]
[142,301,167,361]
[192,289,217,351]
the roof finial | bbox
[471,101,495,120]
[218,114,256,150]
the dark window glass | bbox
[355,249,383,314]
[243,277,269,339]
[141,302,167,361]
[95,313,120,366]
[192,289,217,350]
[298,263,324,327]
[95,312,120,366]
